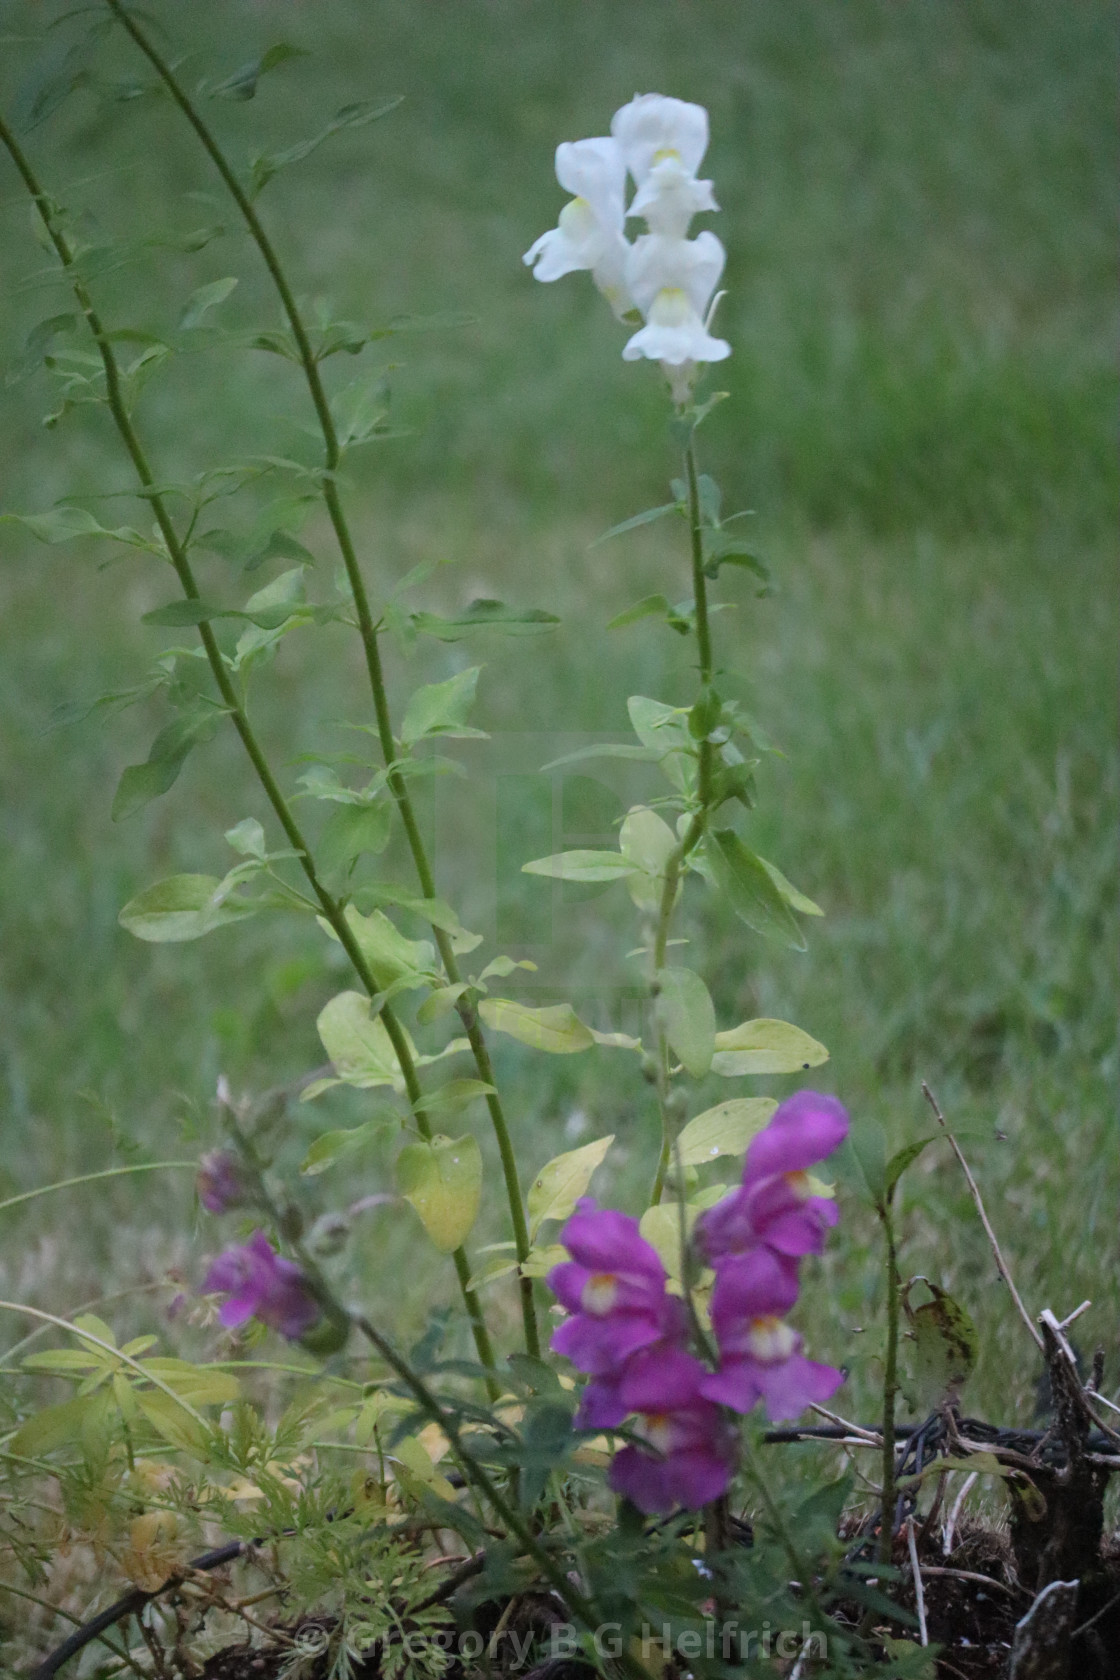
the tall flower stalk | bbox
[101,0,541,1359]
[0,110,502,1391]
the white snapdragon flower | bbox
[630,156,719,239]
[611,93,710,184]
[622,230,730,398]
[522,136,634,319]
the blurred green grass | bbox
[0,0,1115,1433]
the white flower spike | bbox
[522,136,634,318]
[524,94,731,401]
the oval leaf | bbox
[710,1018,829,1077]
[396,1134,482,1253]
[656,967,716,1079]
[522,850,638,882]
[316,991,398,1088]
[677,1098,778,1166]
[119,874,257,943]
[478,999,594,1054]
[527,1135,614,1240]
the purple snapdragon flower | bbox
[696,1091,848,1264]
[203,1230,320,1339]
[701,1246,842,1421]
[609,1352,739,1514]
[196,1149,249,1215]
[548,1200,686,1374]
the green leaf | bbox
[466,1254,520,1291]
[607,593,691,633]
[400,666,484,746]
[884,1134,941,1197]
[677,1098,778,1166]
[3,506,150,549]
[178,277,238,329]
[315,991,398,1088]
[619,806,678,876]
[331,370,390,448]
[139,1358,239,1405]
[396,1133,482,1252]
[300,1118,390,1176]
[655,967,716,1079]
[521,850,638,883]
[527,1135,614,1240]
[141,598,223,627]
[710,1018,829,1077]
[903,1278,978,1408]
[119,874,258,943]
[478,999,594,1054]
[846,1118,888,1207]
[318,802,393,875]
[11,1394,102,1457]
[411,599,559,640]
[318,906,435,990]
[704,829,806,950]
[590,502,679,545]
[202,42,307,101]
[225,818,267,859]
[538,742,660,773]
[249,97,404,196]
[519,1242,567,1278]
[133,1389,210,1456]
[758,856,824,917]
[414,1078,495,1117]
[111,707,220,821]
[627,695,695,793]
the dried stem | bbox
[922,1082,1042,1350]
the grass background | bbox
[0,0,1115,1450]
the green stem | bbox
[648,437,715,1205]
[0,113,496,1390]
[878,1199,901,1567]
[103,0,539,1358]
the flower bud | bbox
[196,1150,248,1215]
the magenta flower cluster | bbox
[203,1230,320,1340]
[547,1091,849,1514]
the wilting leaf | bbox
[903,1278,978,1408]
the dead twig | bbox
[922,1083,1042,1350]
[905,1516,928,1646]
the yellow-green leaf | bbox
[710,1018,829,1077]
[519,1243,567,1278]
[638,1202,699,1285]
[527,1135,614,1240]
[134,1389,211,1456]
[315,991,399,1088]
[139,1359,240,1406]
[677,1098,778,1166]
[478,998,594,1054]
[396,1134,482,1253]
